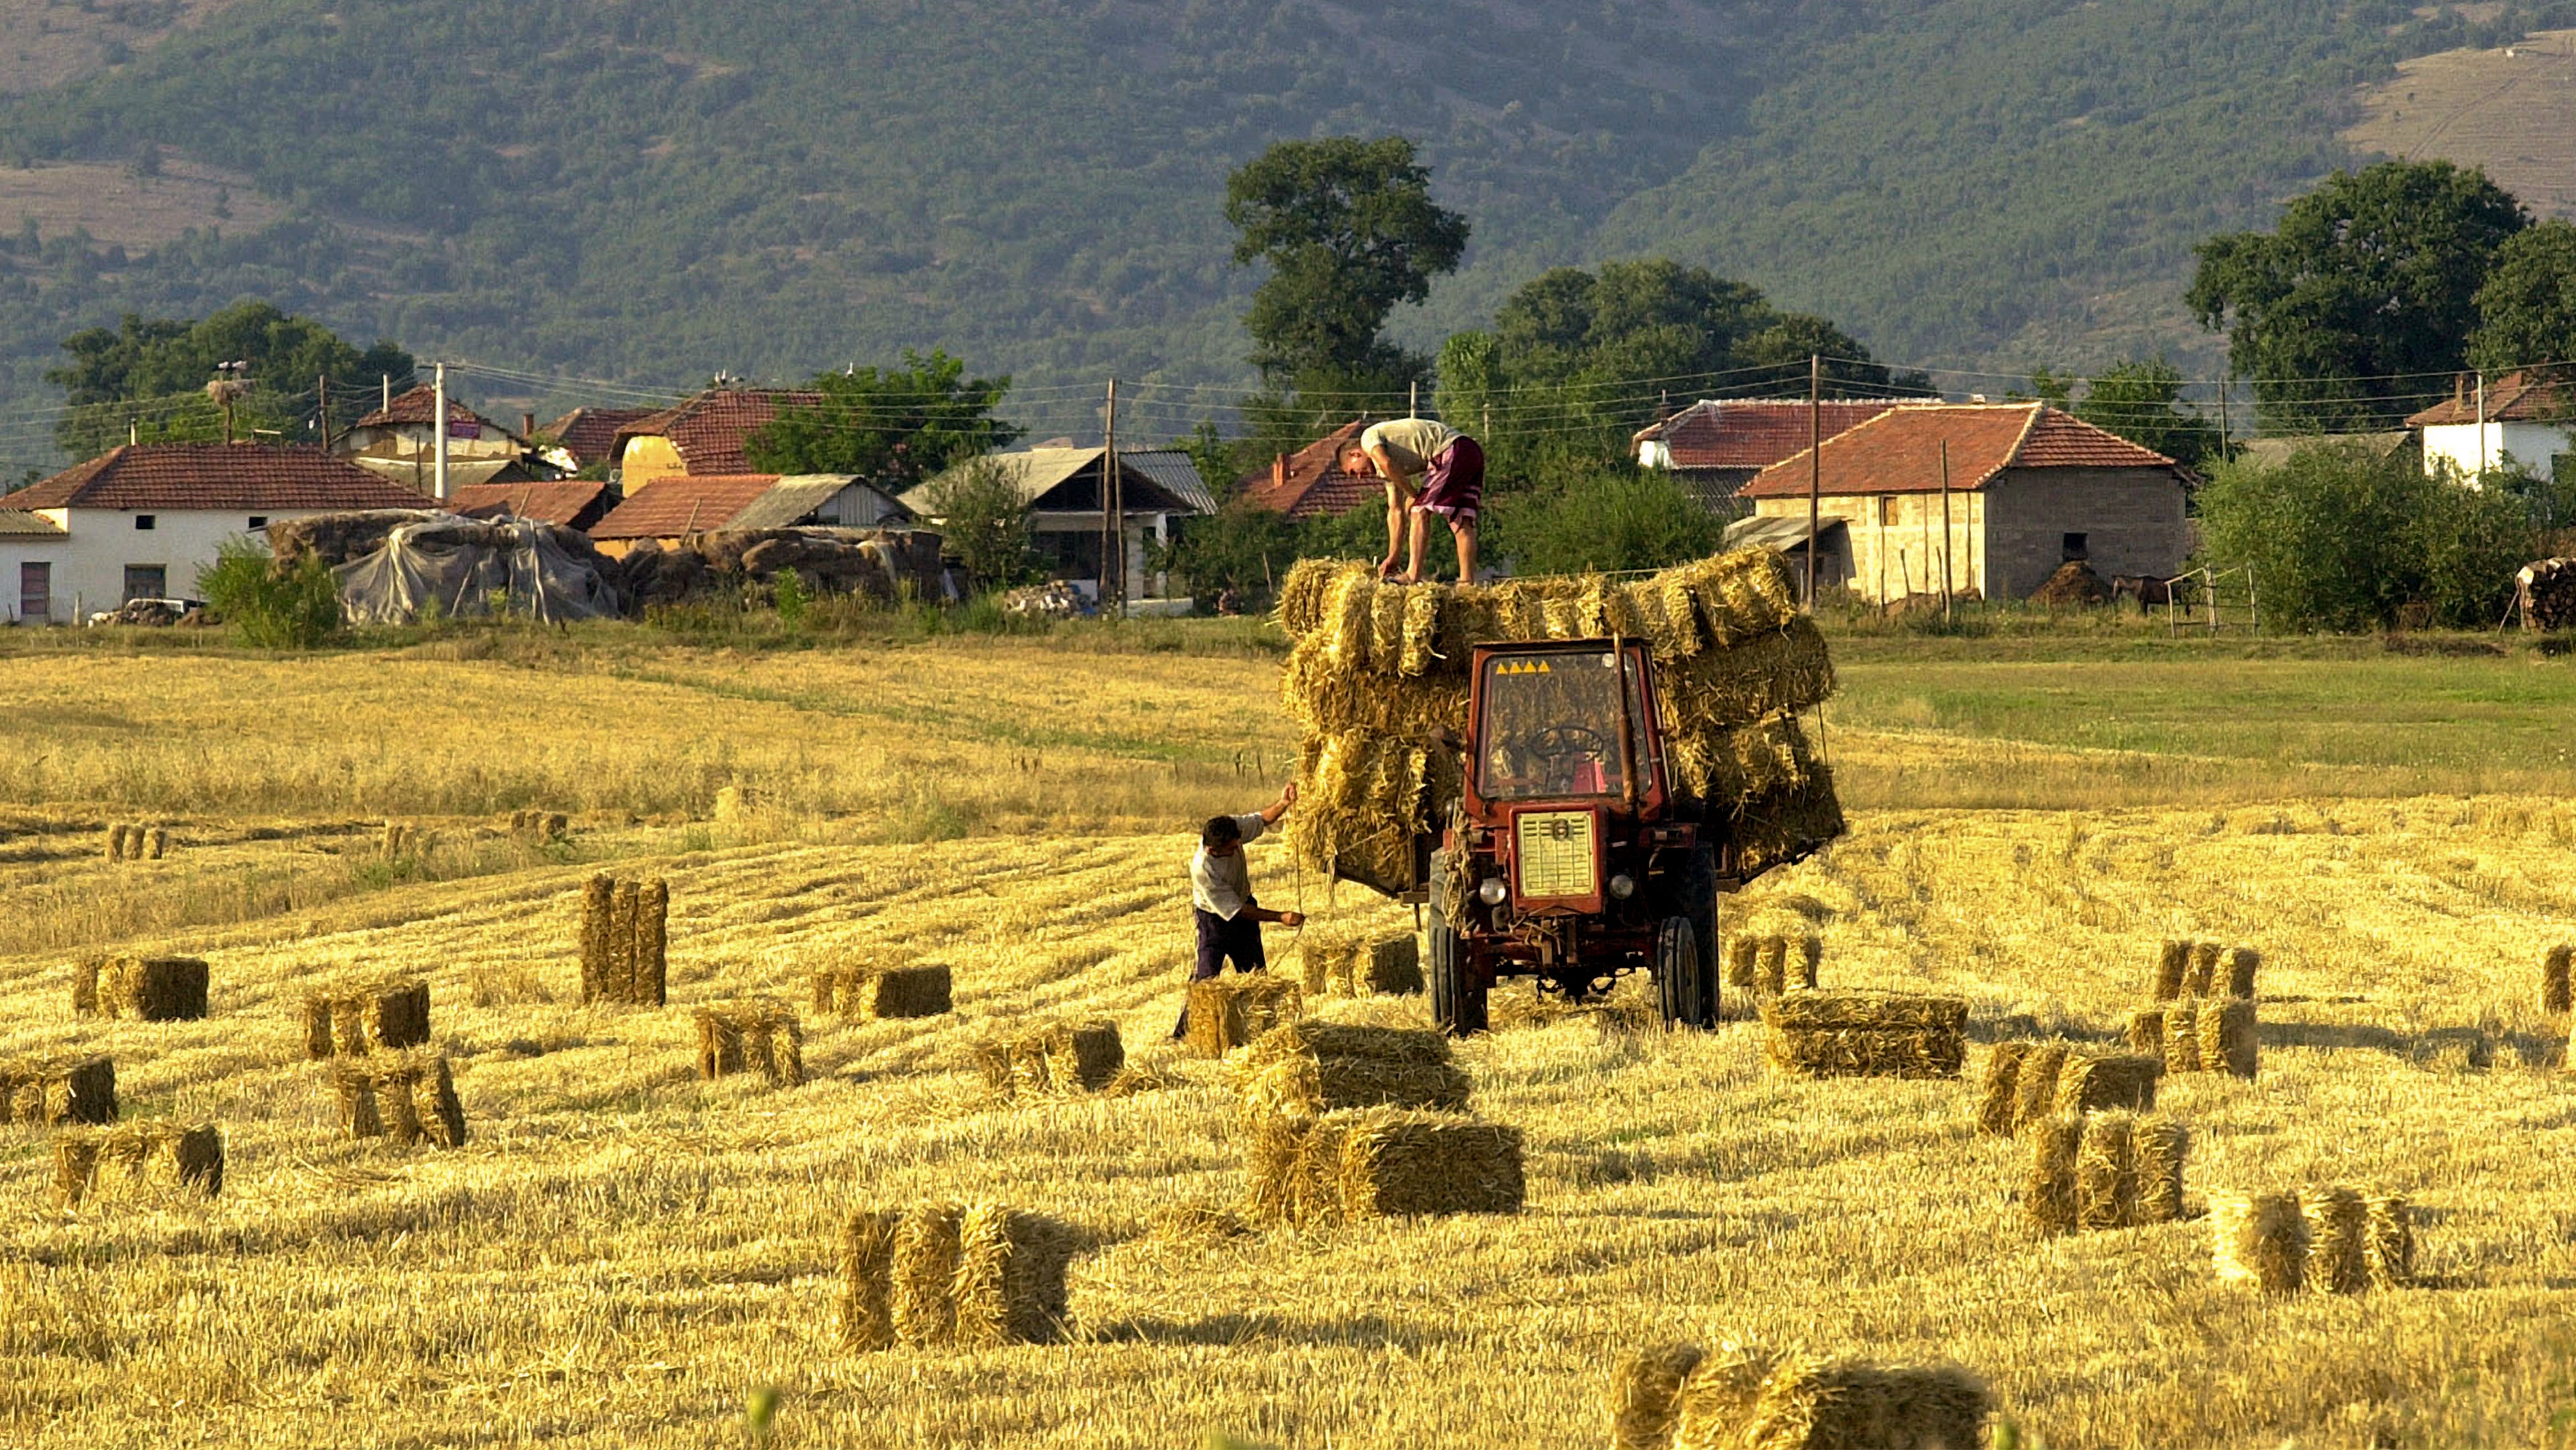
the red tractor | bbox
[1425,637,1729,1035]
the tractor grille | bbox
[1515,811,1598,898]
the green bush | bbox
[196,538,344,648]
[1485,467,1726,577]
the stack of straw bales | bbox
[842,1202,1077,1348]
[1610,1340,1992,1450]
[0,1054,117,1125]
[1183,973,1302,1059]
[713,784,762,822]
[695,1000,804,1087]
[1270,550,1843,898]
[2542,943,2572,1014]
[1762,991,1966,1079]
[975,1019,1125,1097]
[103,823,170,861]
[73,955,210,1021]
[379,822,423,858]
[578,874,668,1006]
[1975,1042,2161,1137]
[330,1050,469,1147]
[1246,1107,1524,1225]
[2127,999,2259,1079]
[1231,1020,1471,1117]
[2150,939,2260,1002]
[811,962,953,1019]
[2212,1187,2413,1293]
[2022,1111,2190,1234]
[1724,933,1820,999]
[301,975,431,1058]
[508,808,569,839]
[1295,931,1424,997]
[53,1121,224,1204]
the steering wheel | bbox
[1526,724,1610,764]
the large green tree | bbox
[743,351,1020,490]
[2029,359,2223,468]
[2187,161,2527,432]
[2468,218,2576,378]
[46,302,413,458]
[1225,136,1469,400]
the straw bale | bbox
[1975,1043,2029,1137]
[2162,1001,2203,1072]
[1729,773,1849,878]
[865,963,952,1019]
[72,957,100,1016]
[104,824,126,861]
[2545,944,2572,1015]
[1240,1055,1472,1117]
[1295,931,1360,996]
[2055,1053,2161,1116]
[1610,1342,1707,1450]
[2212,1191,2307,1292]
[2076,1111,2141,1231]
[1183,973,1302,1058]
[2366,1194,2415,1288]
[1649,572,1708,660]
[694,1001,803,1087]
[2303,1186,2371,1294]
[2126,1007,2166,1055]
[1755,935,1789,997]
[976,1019,1125,1097]
[1724,935,1762,991]
[839,1210,901,1350]
[1670,1343,1782,1450]
[1240,1111,1331,1226]
[301,975,430,1058]
[1237,1019,1455,1071]
[1677,548,1799,648]
[94,955,210,1021]
[635,878,668,1006]
[1396,582,1452,676]
[952,1203,1076,1347]
[1734,1358,1992,1450]
[54,1121,224,1205]
[1323,570,1376,670]
[145,827,168,859]
[2136,1119,2189,1224]
[2011,1043,2069,1128]
[2223,946,2260,1000]
[1659,617,1837,734]
[579,874,613,1004]
[1274,558,1354,640]
[2184,941,2220,998]
[1365,934,1424,995]
[0,1054,116,1126]
[2199,998,2258,1079]
[890,1204,965,1346]
[1367,583,1408,673]
[332,1051,466,1148]
[2023,1114,2082,1234]
[1765,1025,1964,1080]
[2153,940,2189,1002]
[1324,1108,1525,1218]
[609,879,640,1001]
[1761,990,1967,1032]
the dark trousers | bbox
[1174,907,1267,1038]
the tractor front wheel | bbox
[1655,915,1706,1030]
[1427,849,1488,1036]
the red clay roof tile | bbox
[446,480,616,529]
[1641,399,1908,469]
[1236,420,1377,519]
[612,390,821,477]
[1738,404,2176,499]
[588,474,780,539]
[2405,369,2573,426]
[8,443,440,511]
[541,406,658,468]
[356,384,514,437]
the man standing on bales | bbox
[1174,783,1304,1038]
[1343,415,1484,583]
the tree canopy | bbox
[1225,136,1469,398]
[742,351,1020,490]
[2468,218,2576,378]
[2187,161,2527,432]
[46,302,412,458]
[2029,359,2221,468]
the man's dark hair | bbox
[1202,814,1244,849]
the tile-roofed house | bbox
[2404,370,2572,483]
[904,446,1211,600]
[1737,404,2189,603]
[610,389,823,484]
[1635,399,1912,511]
[351,384,514,437]
[1236,420,1377,521]
[6,442,434,620]
[540,406,658,470]
[0,507,69,625]
[586,473,908,552]
[446,480,620,533]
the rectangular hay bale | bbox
[2136,1119,2189,1225]
[2054,1053,2161,1116]
[2212,1190,2307,1292]
[2184,940,2220,998]
[2366,1193,2415,1288]
[2023,1114,2082,1235]
[635,878,669,1007]
[331,1051,466,1148]
[2127,1007,2166,1055]
[694,1001,803,1087]
[2198,998,2258,1079]
[840,1209,901,1350]
[0,1054,117,1126]
[1183,973,1303,1058]
[891,1203,965,1346]
[952,1202,1076,1347]
[2302,1185,2371,1294]
[94,956,210,1021]
[2223,946,2260,1000]
[53,1121,224,1205]
[579,874,614,1004]
[2075,1111,2140,1231]
[1975,1043,2028,1137]
[1761,990,1967,1033]
[1365,935,1424,995]
[1239,1054,1472,1117]
[1321,1108,1525,1219]
[865,963,952,1019]
[1766,1025,1964,1080]
[2162,1001,2203,1072]
[1611,1342,1707,1450]
[301,976,430,1058]
[2011,1042,2070,1128]
[975,1019,1125,1097]
[2544,944,2572,1015]
[2153,939,2189,1002]
[1733,1358,1994,1450]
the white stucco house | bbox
[2407,370,2572,484]
[1,441,433,622]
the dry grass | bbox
[2,640,2576,1444]
[2346,27,2576,221]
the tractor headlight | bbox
[1608,873,1636,900]
[1477,878,1508,906]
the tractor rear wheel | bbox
[1655,915,1706,1030]
[1679,844,1720,1024]
[1427,849,1488,1036]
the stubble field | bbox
[3,627,2575,1449]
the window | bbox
[1472,649,1652,802]
[18,562,48,622]
[2061,532,2088,561]
[122,565,166,603]
[1878,496,1900,526]
[134,514,156,531]
[247,516,268,530]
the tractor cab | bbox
[1427,639,1720,1035]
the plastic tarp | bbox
[333,514,622,624]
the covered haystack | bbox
[273,510,623,624]
[1270,550,1843,901]
[620,527,948,611]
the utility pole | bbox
[2217,374,2231,462]
[1100,377,1120,613]
[2475,370,2487,480]
[1408,380,1419,418]
[317,373,330,452]
[1804,353,1822,608]
[433,361,450,503]
[1939,439,1955,622]
[382,375,391,412]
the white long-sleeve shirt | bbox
[1189,813,1269,920]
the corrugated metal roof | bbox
[904,448,1206,514]
[1724,515,1846,552]
[1121,449,1216,513]
[0,507,66,538]
[344,454,524,490]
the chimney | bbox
[1274,453,1287,491]
[522,412,536,440]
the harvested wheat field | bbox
[3,634,2576,1447]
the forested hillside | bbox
[0,0,2566,476]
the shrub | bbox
[918,458,1037,590]
[1484,467,1726,577]
[197,538,343,648]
